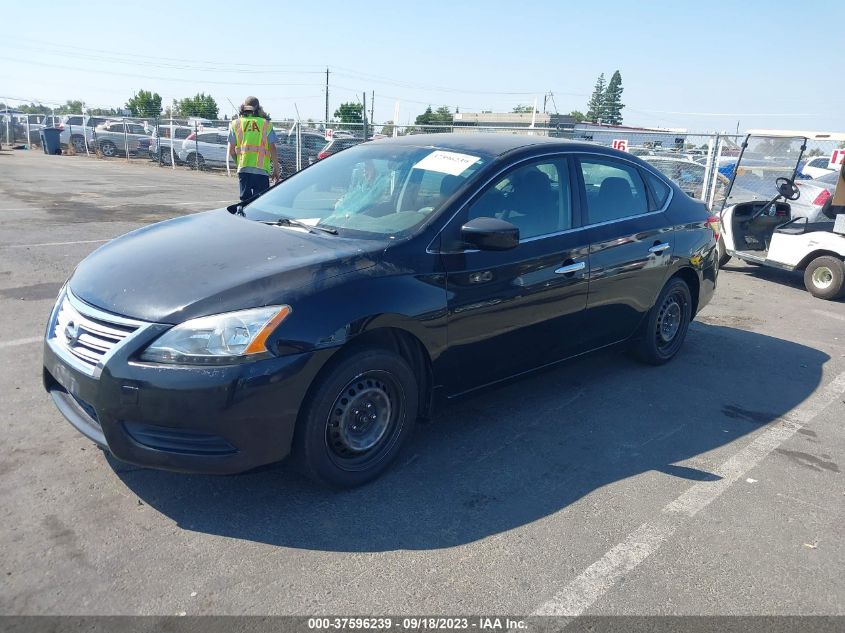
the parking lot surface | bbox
[1,151,843,616]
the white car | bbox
[801,155,836,179]
[718,134,845,300]
[179,130,230,168]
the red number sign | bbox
[829,149,845,170]
[612,139,628,152]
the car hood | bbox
[69,209,386,323]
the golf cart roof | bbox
[747,129,845,142]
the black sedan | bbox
[43,134,719,487]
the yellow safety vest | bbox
[231,116,272,174]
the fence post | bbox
[225,119,231,178]
[707,135,723,208]
[296,121,302,173]
[194,121,199,170]
[25,116,31,149]
[169,118,176,170]
[124,118,130,162]
[83,114,92,157]
[701,134,716,204]
[155,116,162,166]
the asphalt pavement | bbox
[0,150,843,618]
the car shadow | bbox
[722,261,808,292]
[110,323,828,552]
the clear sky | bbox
[1,0,843,133]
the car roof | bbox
[366,132,595,157]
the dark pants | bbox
[238,172,270,201]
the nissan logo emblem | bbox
[64,321,80,346]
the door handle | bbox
[555,261,586,275]
[648,242,670,254]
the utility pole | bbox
[325,67,330,125]
[362,92,368,140]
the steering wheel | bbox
[776,177,800,201]
[750,177,799,221]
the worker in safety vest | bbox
[227,96,280,201]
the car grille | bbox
[51,294,142,374]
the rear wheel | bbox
[804,256,845,300]
[100,140,117,157]
[71,135,85,153]
[294,349,418,488]
[186,152,205,169]
[634,277,692,365]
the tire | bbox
[634,277,693,365]
[293,349,418,488]
[717,237,731,267]
[100,140,117,157]
[187,152,205,170]
[803,256,845,300]
[71,135,85,153]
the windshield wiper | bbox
[261,217,338,235]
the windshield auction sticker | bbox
[413,150,480,176]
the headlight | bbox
[139,305,291,365]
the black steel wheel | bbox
[325,370,403,470]
[294,349,418,488]
[634,277,692,365]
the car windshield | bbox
[724,135,805,209]
[244,143,488,238]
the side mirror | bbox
[461,217,519,251]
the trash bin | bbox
[40,128,62,155]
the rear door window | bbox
[578,157,649,224]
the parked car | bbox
[276,129,327,175]
[149,125,193,165]
[92,121,152,157]
[316,136,363,160]
[43,134,718,487]
[642,155,730,203]
[799,156,836,179]
[55,116,108,153]
[793,170,840,222]
[179,130,230,168]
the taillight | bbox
[317,151,328,160]
[186,132,196,141]
[707,215,720,240]
[812,189,831,206]
[56,124,64,131]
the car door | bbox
[575,154,674,348]
[438,156,591,394]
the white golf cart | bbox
[718,133,845,300]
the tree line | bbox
[3,90,224,120]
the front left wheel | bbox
[293,349,418,488]
[634,277,692,365]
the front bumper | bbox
[43,329,332,475]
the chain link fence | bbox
[4,104,843,212]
